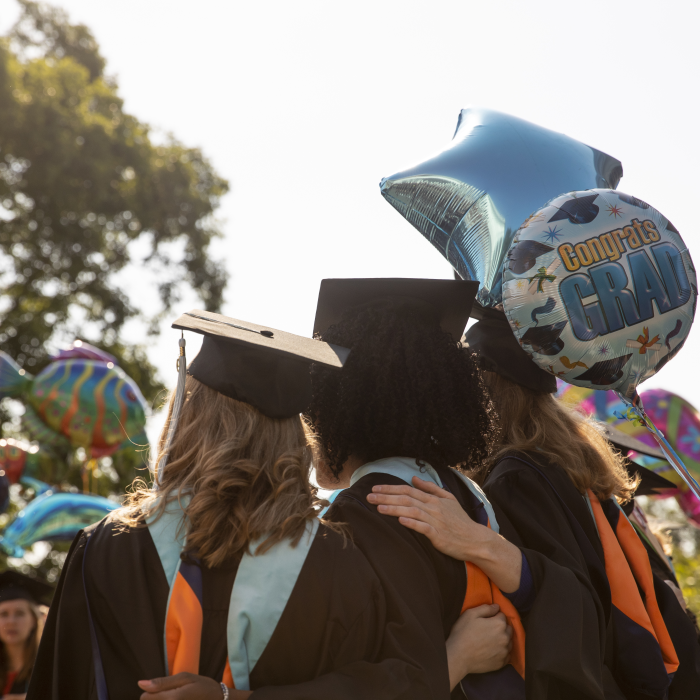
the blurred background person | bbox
[0,571,51,700]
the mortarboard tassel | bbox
[154,335,187,487]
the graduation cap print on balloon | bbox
[380,107,622,311]
[503,188,699,499]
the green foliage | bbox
[0,1,229,394]
[639,495,700,617]
[0,2,230,577]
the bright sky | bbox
[2,0,700,442]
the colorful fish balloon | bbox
[380,107,622,309]
[0,352,148,456]
[0,490,117,558]
[51,340,118,365]
[0,438,42,484]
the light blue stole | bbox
[147,497,319,690]
[322,456,499,532]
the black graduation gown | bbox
[324,468,481,700]
[484,453,700,700]
[28,516,438,700]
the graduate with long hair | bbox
[369,311,700,699]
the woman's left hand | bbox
[138,673,253,699]
[367,476,522,592]
[367,476,490,561]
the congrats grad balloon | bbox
[502,189,696,398]
[503,189,700,499]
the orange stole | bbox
[166,561,234,686]
[588,490,678,674]
[462,561,526,678]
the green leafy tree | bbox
[0,1,230,580]
[0,0,229,383]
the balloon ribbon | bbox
[615,391,700,500]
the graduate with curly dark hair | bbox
[309,279,533,699]
[309,296,494,478]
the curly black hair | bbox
[308,300,496,479]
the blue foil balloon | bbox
[0,490,117,557]
[380,108,623,309]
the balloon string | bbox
[615,391,700,501]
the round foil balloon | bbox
[503,189,696,398]
[380,107,622,309]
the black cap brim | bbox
[0,570,53,606]
[173,310,349,368]
[462,312,557,393]
[313,278,480,342]
[172,310,350,418]
[600,424,665,460]
[624,458,676,495]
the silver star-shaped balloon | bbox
[380,108,622,311]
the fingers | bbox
[471,603,505,620]
[397,516,438,538]
[411,476,457,501]
[138,674,196,693]
[463,603,500,620]
[370,483,434,504]
[367,492,432,510]
[373,503,435,524]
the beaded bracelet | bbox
[220,682,230,700]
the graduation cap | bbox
[547,193,600,225]
[520,321,568,356]
[313,278,480,341]
[626,461,676,496]
[598,424,674,496]
[507,240,554,275]
[462,311,557,393]
[599,424,664,460]
[172,310,349,418]
[0,570,52,606]
[573,354,633,386]
[154,310,350,484]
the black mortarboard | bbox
[573,354,633,386]
[599,424,664,460]
[462,311,557,393]
[313,278,480,341]
[598,424,674,495]
[625,460,676,496]
[0,570,52,606]
[172,310,350,419]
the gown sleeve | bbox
[252,475,463,700]
[484,463,612,700]
[27,520,170,700]
[26,530,96,700]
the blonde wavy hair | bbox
[111,375,325,567]
[469,371,637,502]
